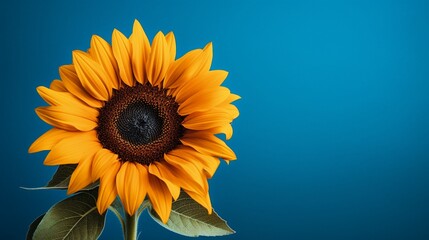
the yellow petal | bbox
[50,80,67,92]
[165,32,176,63]
[29,128,77,153]
[68,154,96,194]
[178,87,230,115]
[136,163,150,196]
[59,65,103,108]
[146,31,170,87]
[116,162,148,215]
[200,42,213,73]
[90,35,120,89]
[174,70,228,103]
[228,93,241,103]
[206,124,234,140]
[148,161,205,196]
[167,43,212,90]
[223,104,240,119]
[92,148,119,180]
[148,162,181,200]
[36,86,99,120]
[72,50,112,100]
[130,20,150,84]
[164,153,206,191]
[163,49,202,88]
[169,146,220,178]
[183,99,239,125]
[177,42,213,84]
[112,29,134,86]
[185,189,212,214]
[207,70,228,86]
[147,174,172,223]
[182,112,231,130]
[199,95,239,119]
[97,160,121,214]
[180,131,236,160]
[209,95,240,119]
[36,106,97,131]
[44,131,101,165]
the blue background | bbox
[2,0,429,239]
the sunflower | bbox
[29,20,239,223]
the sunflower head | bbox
[29,20,239,223]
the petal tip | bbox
[133,19,142,28]
[71,50,86,61]
[112,29,123,38]
[66,185,78,195]
[96,196,110,215]
[28,141,41,153]
[36,86,46,93]
[155,31,165,38]
[97,205,106,215]
[165,31,175,41]
[204,42,213,50]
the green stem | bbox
[125,213,138,240]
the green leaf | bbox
[149,192,235,237]
[46,164,78,188]
[26,214,45,240]
[32,189,106,240]
[22,164,98,190]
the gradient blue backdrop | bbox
[2,0,429,239]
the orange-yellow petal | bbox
[181,131,236,160]
[182,112,231,130]
[177,42,213,84]
[228,93,241,103]
[29,128,77,153]
[36,106,97,131]
[44,131,101,165]
[147,174,172,223]
[185,189,213,214]
[207,95,240,120]
[146,32,170,87]
[36,87,99,119]
[148,161,205,196]
[59,65,103,108]
[165,32,176,63]
[183,99,239,127]
[68,153,96,194]
[169,146,220,178]
[97,160,121,214]
[178,87,230,115]
[50,80,67,92]
[90,35,120,89]
[72,50,112,100]
[207,124,234,140]
[167,42,212,90]
[92,148,119,180]
[199,42,213,73]
[130,20,150,84]
[112,29,134,86]
[205,70,229,87]
[148,162,180,200]
[174,70,228,103]
[116,162,148,215]
[163,49,202,88]
[164,153,206,191]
